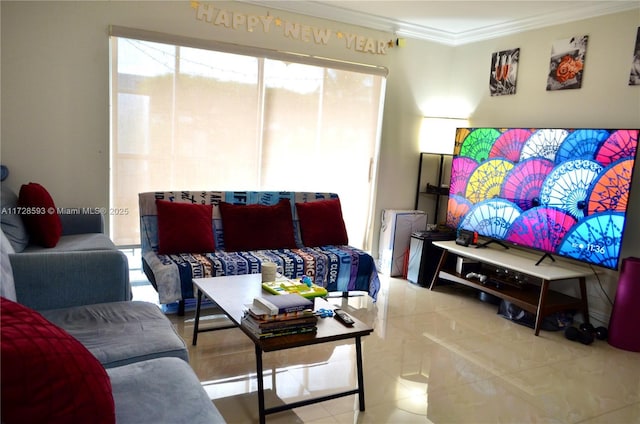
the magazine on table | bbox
[252,293,313,315]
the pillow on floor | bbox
[296,198,348,246]
[17,182,62,248]
[0,297,115,424]
[156,200,215,255]
[219,199,297,251]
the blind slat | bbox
[109,25,389,77]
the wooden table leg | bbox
[256,344,266,424]
[355,336,365,411]
[430,250,449,290]
[192,288,203,346]
[534,279,550,336]
[578,277,590,324]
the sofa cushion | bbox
[0,185,29,252]
[156,200,215,255]
[41,300,189,368]
[219,199,297,251]
[107,357,226,424]
[296,198,349,246]
[23,233,117,252]
[0,297,115,424]
[17,182,62,248]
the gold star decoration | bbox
[387,40,395,48]
[275,17,282,26]
[190,1,199,9]
[336,31,344,39]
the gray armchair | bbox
[1,169,115,253]
[1,230,225,423]
[23,210,117,252]
[5,235,191,368]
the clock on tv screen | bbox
[446,128,639,269]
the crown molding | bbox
[242,1,640,46]
[447,2,640,45]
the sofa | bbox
[1,230,225,423]
[139,191,381,311]
[1,177,115,253]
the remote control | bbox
[333,309,355,327]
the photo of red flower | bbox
[546,35,588,91]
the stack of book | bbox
[242,293,318,339]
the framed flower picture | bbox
[546,35,588,91]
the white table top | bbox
[192,274,374,348]
[433,240,594,281]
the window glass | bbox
[111,36,384,249]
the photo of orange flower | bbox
[546,35,588,91]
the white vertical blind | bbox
[110,30,386,249]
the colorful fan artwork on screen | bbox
[446,127,639,269]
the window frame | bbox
[109,26,387,251]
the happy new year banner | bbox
[190,1,393,55]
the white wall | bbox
[2,1,639,323]
[1,0,391,216]
[379,9,640,324]
[452,10,640,253]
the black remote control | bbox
[333,309,354,327]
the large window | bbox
[110,29,386,250]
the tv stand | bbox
[476,239,509,249]
[431,240,592,336]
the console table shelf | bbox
[430,240,593,336]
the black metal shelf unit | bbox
[414,152,452,224]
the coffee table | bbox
[191,274,374,424]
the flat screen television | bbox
[446,128,639,270]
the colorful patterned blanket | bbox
[139,191,380,305]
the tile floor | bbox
[132,275,640,423]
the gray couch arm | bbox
[10,250,131,311]
[59,210,105,235]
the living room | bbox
[3,0,639,326]
[2,1,640,423]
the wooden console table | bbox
[430,240,593,336]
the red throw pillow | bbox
[296,198,349,247]
[156,200,215,255]
[0,297,115,424]
[17,182,62,247]
[219,199,297,251]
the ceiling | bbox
[248,1,640,45]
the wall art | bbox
[490,48,520,96]
[546,35,588,91]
